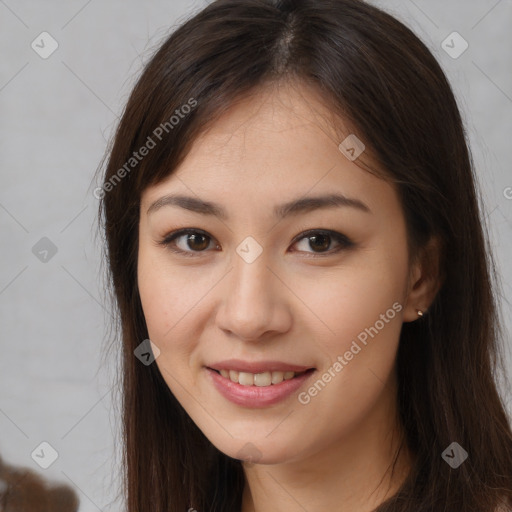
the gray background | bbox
[1,1,511,511]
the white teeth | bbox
[254,372,272,387]
[216,369,302,386]
[238,372,254,386]
[271,371,284,384]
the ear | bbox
[402,235,443,323]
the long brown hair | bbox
[97,0,512,510]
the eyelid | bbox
[158,227,354,257]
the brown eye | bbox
[159,229,217,257]
[159,228,353,258]
[304,233,331,252]
[182,233,210,251]
[292,230,354,255]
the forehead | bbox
[187,79,345,161]
[140,80,399,223]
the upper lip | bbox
[207,359,315,374]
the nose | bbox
[215,249,292,341]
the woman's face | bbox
[137,81,421,465]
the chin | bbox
[212,438,299,466]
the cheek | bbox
[137,263,174,340]
[137,240,183,329]
[137,246,217,365]
[291,273,405,457]
[297,252,407,354]
[294,243,408,412]
[137,242,179,340]
[137,260,197,398]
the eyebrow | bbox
[146,193,371,219]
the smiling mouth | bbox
[208,368,315,387]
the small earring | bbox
[417,309,424,317]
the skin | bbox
[137,79,440,512]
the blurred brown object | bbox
[0,455,79,512]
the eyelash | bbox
[157,227,354,258]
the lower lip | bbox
[205,368,315,408]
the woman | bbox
[97,0,512,510]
